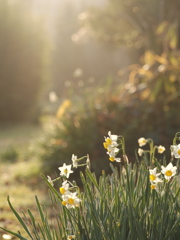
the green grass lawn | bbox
[0,123,49,239]
[0,123,42,148]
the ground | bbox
[0,123,50,239]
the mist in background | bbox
[0,0,130,123]
[0,0,180,149]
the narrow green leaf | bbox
[0,227,28,240]
[7,196,33,239]
[85,169,99,190]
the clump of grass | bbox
[0,146,19,163]
[1,132,180,240]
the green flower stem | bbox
[41,174,62,201]
[76,156,88,162]
[147,138,154,163]
[118,135,126,155]
[173,132,180,145]
[52,176,61,183]
[159,181,170,240]
[77,163,88,167]
[151,146,158,166]
[78,205,90,240]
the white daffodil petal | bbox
[58,163,73,178]
[138,137,147,147]
[161,162,177,181]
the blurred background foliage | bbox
[0,0,180,176]
[0,0,50,123]
[80,0,180,52]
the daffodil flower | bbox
[62,191,81,209]
[138,148,144,156]
[108,131,118,141]
[67,235,75,240]
[103,131,121,162]
[103,131,118,150]
[71,154,78,168]
[59,180,70,195]
[47,175,54,186]
[149,167,162,183]
[161,162,177,181]
[107,148,121,162]
[58,163,73,178]
[157,145,165,154]
[106,145,119,153]
[150,181,158,191]
[170,143,180,158]
[138,137,147,147]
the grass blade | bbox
[7,196,33,239]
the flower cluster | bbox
[47,154,90,209]
[46,132,179,239]
[149,162,177,191]
[60,180,81,209]
[137,138,177,191]
[46,154,90,239]
[103,132,178,190]
[103,131,121,162]
[137,137,147,156]
[137,137,166,156]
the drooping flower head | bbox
[138,137,147,147]
[58,163,73,178]
[161,162,177,181]
[158,145,166,154]
[138,148,144,156]
[47,175,54,186]
[71,154,78,168]
[170,143,180,158]
[107,148,121,162]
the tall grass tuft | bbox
[1,132,180,240]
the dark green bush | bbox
[38,36,180,179]
[38,76,179,181]
[0,146,19,162]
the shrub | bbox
[38,76,179,179]
[38,98,105,181]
